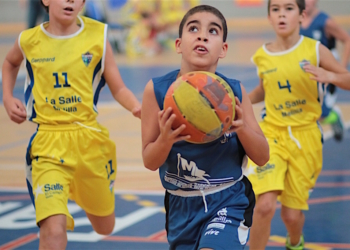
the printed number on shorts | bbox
[278,80,291,93]
[53,72,71,88]
[105,160,114,179]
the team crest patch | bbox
[299,59,310,71]
[82,52,93,67]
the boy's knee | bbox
[255,199,276,218]
[88,213,116,235]
[93,220,115,235]
[281,210,303,225]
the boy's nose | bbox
[197,37,208,42]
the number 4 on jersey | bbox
[278,80,291,93]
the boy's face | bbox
[305,0,317,15]
[268,0,304,37]
[175,12,227,70]
[42,0,85,23]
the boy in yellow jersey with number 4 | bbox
[246,0,350,249]
[2,0,141,249]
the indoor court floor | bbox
[1,17,350,250]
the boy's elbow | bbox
[255,147,270,167]
[142,156,160,172]
[143,163,158,172]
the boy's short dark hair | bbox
[178,5,227,42]
[267,0,305,15]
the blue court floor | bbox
[1,129,350,250]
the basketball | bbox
[163,71,236,144]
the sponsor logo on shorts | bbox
[217,207,227,217]
[256,163,275,174]
[109,180,115,192]
[207,223,225,230]
[34,183,64,200]
[211,207,232,224]
[204,229,220,236]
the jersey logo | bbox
[82,52,93,67]
[299,59,310,71]
[177,153,210,184]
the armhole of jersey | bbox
[250,55,260,78]
[101,24,108,74]
[18,32,25,59]
[316,41,320,67]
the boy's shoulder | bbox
[152,70,179,85]
[80,16,107,28]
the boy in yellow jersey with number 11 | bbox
[246,0,350,249]
[2,0,141,249]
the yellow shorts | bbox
[246,122,323,210]
[26,121,117,230]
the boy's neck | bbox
[269,34,301,52]
[179,63,218,77]
[44,17,81,36]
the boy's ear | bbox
[80,0,86,11]
[300,9,306,23]
[219,42,228,59]
[175,38,182,54]
[42,0,49,7]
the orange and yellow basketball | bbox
[164,71,236,144]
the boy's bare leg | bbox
[249,191,279,250]
[39,214,67,250]
[281,206,305,246]
[86,212,115,235]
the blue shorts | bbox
[164,176,255,250]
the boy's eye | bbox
[209,28,218,35]
[287,7,294,11]
[189,26,198,32]
[272,7,279,12]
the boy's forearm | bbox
[112,87,141,112]
[340,41,350,68]
[332,72,350,90]
[2,60,20,99]
[237,126,269,166]
[143,138,172,171]
[248,86,264,104]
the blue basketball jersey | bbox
[153,70,246,191]
[300,11,335,50]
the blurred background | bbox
[0,1,350,249]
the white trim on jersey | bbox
[40,16,85,39]
[262,35,304,56]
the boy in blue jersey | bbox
[301,0,350,141]
[141,5,269,250]
[2,0,141,249]
[247,0,350,249]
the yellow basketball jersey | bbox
[251,36,324,127]
[19,16,107,124]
